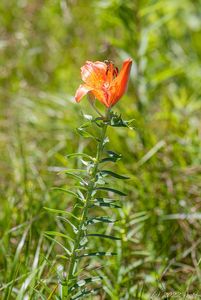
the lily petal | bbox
[91,88,109,108]
[81,61,107,88]
[75,84,93,102]
[109,58,132,107]
[75,58,132,108]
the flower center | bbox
[103,82,110,89]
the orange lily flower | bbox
[75,58,132,108]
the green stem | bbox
[65,120,108,298]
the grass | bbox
[0,0,201,299]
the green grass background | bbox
[0,0,201,299]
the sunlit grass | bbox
[0,0,201,299]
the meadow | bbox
[0,0,201,299]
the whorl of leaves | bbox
[45,113,134,298]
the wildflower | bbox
[75,58,132,108]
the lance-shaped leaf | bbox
[108,113,135,129]
[59,168,86,174]
[100,150,122,163]
[95,176,106,185]
[44,207,80,220]
[96,186,127,196]
[69,276,103,292]
[99,170,130,180]
[44,234,71,256]
[71,287,101,300]
[56,254,70,260]
[103,136,109,146]
[86,216,117,225]
[73,185,87,192]
[45,231,74,242]
[79,236,88,247]
[64,172,85,183]
[76,127,98,141]
[57,216,78,233]
[77,252,117,258]
[52,188,85,206]
[79,120,92,128]
[91,198,122,208]
[92,202,121,209]
[66,153,94,161]
[93,117,105,127]
[76,189,85,201]
[87,233,121,240]
[52,187,79,198]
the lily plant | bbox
[45,58,133,299]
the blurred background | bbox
[0,0,201,299]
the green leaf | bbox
[44,207,80,220]
[73,185,87,191]
[76,189,85,201]
[71,288,101,300]
[79,120,92,128]
[96,187,127,196]
[99,170,130,180]
[125,118,135,128]
[86,216,117,225]
[70,276,103,292]
[91,202,121,209]
[66,153,94,161]
[95,177,106,185]
[56,255,70,260]
[77,252,116,258]
[87,233,121,240]
[103,136,109,146]
[76,128,97,140]
[57,216,78,233]
[44,231,74,242]
[107,112,135,129]
[94,197,120,204]
[51,187,78,198]
[44,234,71,256]
[110,116,127,127]
[93,117,109,128]
[64,172,84,183]
[100,151,122,163]
[60,168,86,174]
[79,236,88,247]
[91,198,121,208]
